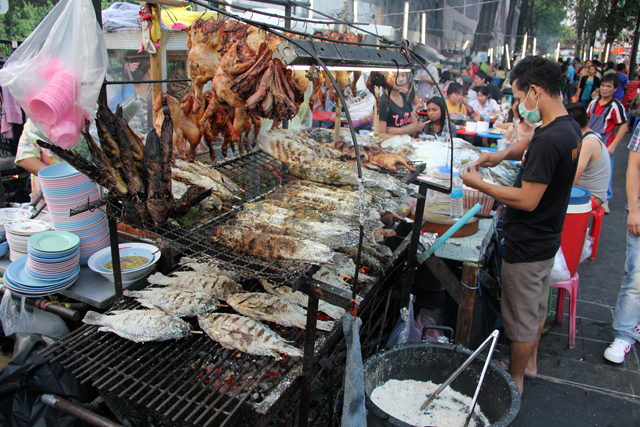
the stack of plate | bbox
[25,231,80,282]
[5,220,51,261]
[3,257,80,298]
[39,162,109,265]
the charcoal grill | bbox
[46,147,425,426]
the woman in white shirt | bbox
[468,86,500,119]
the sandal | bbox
[495,358,537,380]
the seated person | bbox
[446,82,478,123]
[502,98,538,145]
[377,72,425,139]
[469,70,507,104]
[468,86,500,119]
[422,97,457,138]
[566,102,611,206]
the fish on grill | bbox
[227,292,335,331]
[287,159,414,198]
[256,128,319,164]
[235,209,359,248]
[83,309,191,342]
[174,159,240,194]
[339,244,392,275]
[170,185,212,217]
[172,168,234,202]
[80,122,128,195]
[212,225,334,263]
[123,287,218,317]
[260,279,345,320]
[147,271,242,300]
[179,256,246,282]
[172,180,223,211]
[198,313,302,359]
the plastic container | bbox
[450,169,463,220]
[560,186,592,277]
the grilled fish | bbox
[179,256,245,282]
[145,128,173,224]
[80,123,128,195]
[172,168,234,202]
[123,287,218,317]
[198,313,302,359]
[173,180,223,211]
[234,209,359,248]
[256,128,319,165]
[175,159,240,194]
[227,292,335,331]
[260,279,345,320]
[147,271,242,300]
[83,309,191,342]
[170,185,212,217]
[212,225,334,263]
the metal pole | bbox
[298,292,319,427]
[106,204,123,300]
[629,3,640,81]
[41,394,123,427]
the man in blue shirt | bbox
[614,63,630,101]
[566,61,575,100]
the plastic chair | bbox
[550,273,580,349]
[589,198,605,260]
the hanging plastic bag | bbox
[0,290,70,339]
[581,228,593,263]
[386,294,422,348]
[549,247,571,284]
[0,0,107,149]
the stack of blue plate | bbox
[4,257,80,297]
[3,231,81,297]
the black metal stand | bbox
[299,292,319,427]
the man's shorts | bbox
[501,257,555,342]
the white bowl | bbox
[87,243,161,284]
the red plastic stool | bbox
[589,198,605,260]
[551,273,579,349]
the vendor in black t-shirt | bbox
[461,56,581,396]
[376,72,425,139]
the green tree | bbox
[0,0,58,40]
[515,0,570,54]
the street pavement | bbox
[505,130,640,426]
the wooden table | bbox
[416,214,498,347]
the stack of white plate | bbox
[38,162,109,265]
[5,220,51,261]
[24,230,80,282]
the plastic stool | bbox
[589,199,605,260]
[551,273,579,349]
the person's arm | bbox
[573,136,598,184]
[377,113,425,139]
[576,77,584,100]
[473,136,529,167]
[626,149,640,236]
[16,157,47,175]
[462,168,548,211]
[497,122,515,131]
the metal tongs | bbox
[420,330,500,427]
[29,193,45,219]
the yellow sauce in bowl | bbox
[104,256,150,271]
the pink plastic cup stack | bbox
[29,69,78,126]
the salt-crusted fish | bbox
[260,279,345,320]
[123,287,218,317]
[83,309,191,343]
[178,256,245,281]
[172,168,234,202]
[147,271,242,300]
[212,225,334,263]
[198,313,302,359]
[174,159,240,194]
[256,128,319,164]
[227,292,335,331]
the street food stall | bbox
[0,0,521,426]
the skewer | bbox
[190,330,203,334]
[233,195,242,200]
[217,303,229,307]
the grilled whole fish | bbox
[145,128,173,224]
[80,123,128,195]
[234,209,359,248]
[175,159,240,194]
[147,271,242,300]
[83,309,191,342]
[172,168,234,202]
[123,287,218,317]
[339,245,391,275]
[260,279,345,320]
[172,180,223,211]
[179,256,246,282]
[95,114,123,170]
[198,313,302,359]
[212,225,334,263]
[227,292,335,331]
[256,128,319,165]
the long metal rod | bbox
[420,330,500,412]
[464,330,500,427]
[41,394,123,427]
[299,292,319,427]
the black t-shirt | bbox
[379,92,414,129]
[502,115,582,263]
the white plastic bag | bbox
[0,0,107,149]
[386,294,422,348]
[549,247,571,284]
[0,290,70,339]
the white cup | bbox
[465,122,477,132]
[497,138,507,151]
[476,122,489,133]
